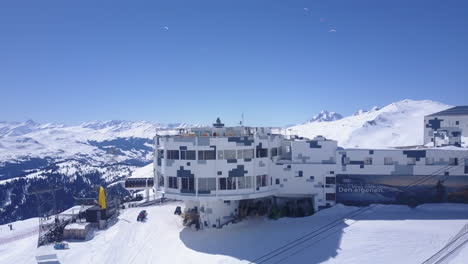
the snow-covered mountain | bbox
[290,99,451,148]
[0,120,201,179]
[308,110,343,123]
[0,120,202,224]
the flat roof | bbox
[427,106,468,117]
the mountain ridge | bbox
[290,99,452,148]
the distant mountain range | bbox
[307,110,343,123]
[0,99,456,224]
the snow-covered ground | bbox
[1,202,468,264]
[290,99,451,148]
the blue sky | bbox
[1,0,467,126]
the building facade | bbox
[424,106,468,147]
[125,110,468,229]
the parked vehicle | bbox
[54,242,69,250]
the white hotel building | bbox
[126,113,468,228]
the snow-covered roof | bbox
[59,205,93,216]
[427,106,468,117]
[64,222,90,230]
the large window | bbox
[243,149,254,159]
[384,157,393,165]
[168,176,178,189]
[181,177,194,193]
[181,150,196,160]
[325,177,336,184]
[198,150,216,160]
[158,149,164,159]
[217,149,254,160]
[271,147,278,157]
[364,157,373,165]
[224,150,236,160]
[238,176,253,189]
[256,175,268,187]
[167,150,180,160]
[256,147,268,158]
[219,178,227,190]
[449,158,459,165]
[227,177,237,190]
[198,178,216,193]
[218,177,243,190]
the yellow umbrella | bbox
[98,186,107,209]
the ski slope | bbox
[1,202,468,264]
[290,99,451,148]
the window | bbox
[364,157,373,165]
[168,176,178,189]
[326,193,336,201]
[238,176,253,189]
[181,150,196,160]
[271,148,278,157]
[342,157,350,165]
[198,150,216,160]
[244,149,254,159]
[256,175,268,187]
[256,147,268,158]
[158,149,164,159]
[310,176,315,181]
[326,177,336,184]
[224,150,236,160]
[296,171,303,177]
[198,178,216,193]
[219,178,227,190]
[425,157,434,165]
[217,150,224,160]
[275,179,280,185]
[449,158,459,166]
[167,150,180,160]
[384,157,393,165]
[181,177,194,193]
[456,121,460,125]
[237,150,243,159]
[227,177,237,190]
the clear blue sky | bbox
[1,0,467,126]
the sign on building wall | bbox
[336,174,468,206]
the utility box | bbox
[63,223,91,240]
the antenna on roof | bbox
[240,113,244,126]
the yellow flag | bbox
[98,186,107,209]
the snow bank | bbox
[2,202,468,264]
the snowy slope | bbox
[1,202,468,264]
[290,99,451,148]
